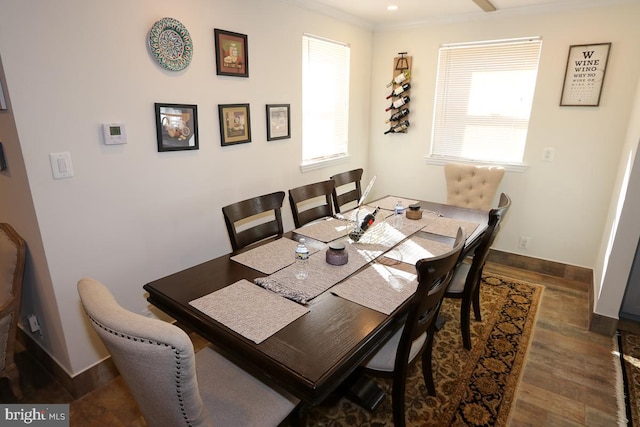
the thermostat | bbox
[102,123,127,145]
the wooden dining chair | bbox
[445,193,511,350]
[330,168,363,213]
[288,180,335,228]
[0,223,26,401]
[78,278,299,427]
[444,163,505,211]
[362,228,466,427]
[222,191,285,251]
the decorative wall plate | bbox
[148,17,193,71]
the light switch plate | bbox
[49,152,74,179]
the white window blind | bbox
[302,34,350,165]
[431,37,542,164]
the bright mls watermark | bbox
[1,405,69,426]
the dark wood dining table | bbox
[143,198,487,406]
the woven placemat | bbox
[331,264,417,314]
[189,279,309,344]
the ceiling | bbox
[291,0,631,29]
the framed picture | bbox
[218,103,251,146]
[155,103,199,152]
[214,29,249,77]
[0,79,7,110]
[0,142,7,171]
[560,42,611,107]
[266,104,290,141]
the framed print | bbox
[155,103,199,152]
[0,79,7,110]
[218,104,251,146]
[266,104,290,141]
[214,29,248,77]
[560,42,611,106]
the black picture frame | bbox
[266,104,291,141]
[218,103,251,146]
[214,29,249,78]
[560,42,611,107]
[0,142,7,171]
[155,103,199,152]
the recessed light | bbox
[387,5,398,12]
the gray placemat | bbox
[331,265,417,315]
[189,279,309,344]
[367,196,419,212]
[294,217,351,242]
[384,234,455,265]
[231,238,310,274]
[422,216,479,238]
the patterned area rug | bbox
[619,330,640,426]
[306,274,543,426]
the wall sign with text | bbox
[560,42,611,107]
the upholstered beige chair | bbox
[78,278,299,427]
[444,163,505,211]
[362,228,466,427]
[0,223,26,400]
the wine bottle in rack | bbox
[385,108,410,123]
[384,120,410,134]
[385,83,411,99]
[385,96,410,112]
[386,70,411,87]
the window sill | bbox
[301,154,350,172]
[423,156,528,173]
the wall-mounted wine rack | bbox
[384,52,412,135]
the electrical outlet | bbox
[519,236,531,250]
[27,314,40,332]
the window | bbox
[302,34,350,169]
[430,37,542,166]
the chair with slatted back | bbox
[78,277,299,427]
[330,168,363,214]
[362,228,466,427]
[444,163,505,211]
[445,193,511,350]
[0,223,26,400]
[288,180,335,228]
[222,191,286,251]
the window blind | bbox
[431,37,542,164]
[302,34,350,164]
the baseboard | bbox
[487,249,593,286]
[18,327,119,399]
[590,313,619,336]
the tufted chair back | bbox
[0,223,26,400]
[78,278,213,427]
[444,163,505,211]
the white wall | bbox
[2,0,640,378]
[594,75,640,318]
[0,0,373,375]
[367,3,640,271]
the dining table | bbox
[143,196,488,408]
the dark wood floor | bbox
[0,260,624,426]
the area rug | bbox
[305,274,543,426]
[618,330,640,426]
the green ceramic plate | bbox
[148,17,193,71]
